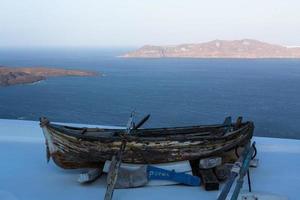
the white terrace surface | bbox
[0,119,300,200]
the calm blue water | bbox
[0,48,300,139]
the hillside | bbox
[121,39,300,58]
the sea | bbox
[0,48,300,139]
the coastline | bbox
[121,39,300,59]
[0,66,98,87]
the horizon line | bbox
[1,39,300,49]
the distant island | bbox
[121,39,300,58]
[0,66,98,87]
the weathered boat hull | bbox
[40,118,254,169]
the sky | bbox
[0,0,300,47]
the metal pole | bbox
[247,170,252,192]
[230,142,255,200]
[217,143,251,200]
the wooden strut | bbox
[104,113,150,200]
[104,139,127,200]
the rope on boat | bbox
[235,143,257,160]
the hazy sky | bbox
[1,0,300,47]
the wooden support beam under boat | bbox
[199,169,219,191]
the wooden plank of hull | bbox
[41,122,253,169]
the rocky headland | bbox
[0,66,98,87]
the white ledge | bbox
[0,119,299,200]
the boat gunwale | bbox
[44,121,254,142]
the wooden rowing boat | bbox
[39,117,254,169]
